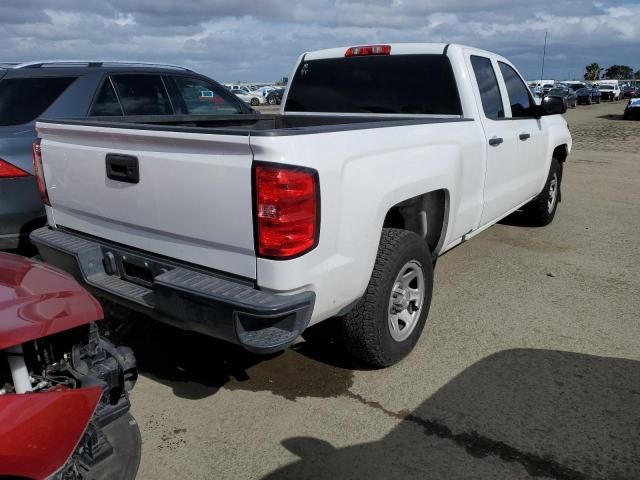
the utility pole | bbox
[540,31,548,81]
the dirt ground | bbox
[122,100,640,480]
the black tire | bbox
[341,228,433,367]
[268,97,277,105]
[250,98,260,106]
[521,158,562,226]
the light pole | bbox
[540,31,548,81]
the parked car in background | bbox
[266,87,285,105]
[546,87,577,108]
[529,85,543,98]
[0,61,253,250]
[0,252,139,479]
[598,83,621,101]
[576,87,601,105]
[233,89,267,106]
[621,85,638,98]
[30,43,571,367]
[623,91,640,120]
[542,83,555,94]
[567,82,586,93]
[249,86,277,98]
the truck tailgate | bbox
[37,122,257,279]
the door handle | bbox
[488,137,503,146]
[106,154,139,184]
[519,133,531,141]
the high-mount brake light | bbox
[32,138,50,206]
[254,164,319,259]
[345,45,391,57]
[0,159,29,178]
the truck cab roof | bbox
[303,43,498,61]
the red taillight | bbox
[254,164,319,259]
[0,158,29,178]
[345,45,391,57]
[32,139,50,206]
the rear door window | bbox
[285,54,462,115]
[111,74,173,115]
[0,77,77,126]
[90,79,124,116]
[167,76,243,115]
[470,56,504,119]
[498,62,535,118]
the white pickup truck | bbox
[31,43,571,367]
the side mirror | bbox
[537,95,567,118]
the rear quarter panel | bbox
[251,120,485,324]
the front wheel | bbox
[250,98,260,106]
[521,158,562,226]
[342,228,433,367]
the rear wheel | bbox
[521,158,562,226]
[342,228,433,367]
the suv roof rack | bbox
[9,60,194,72]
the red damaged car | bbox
[0,252,140,479]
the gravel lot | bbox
[122,101,640,480]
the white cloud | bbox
[0,1,637,81]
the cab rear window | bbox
[285,54,462,115]
[0,77,77,126]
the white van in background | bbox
[596,80,621,101]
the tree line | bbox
[584,63,639,81]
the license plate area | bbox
[101,248,172,289]
[121,257,154,287]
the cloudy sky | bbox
[1,1,638,82]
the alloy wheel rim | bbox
[388,260,425,342]
[548,173,558,213]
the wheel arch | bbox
[382,189,450,257]
[553,144,569,163]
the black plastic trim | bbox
[30,227,315,354]
[38,115,473,137]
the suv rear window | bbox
[285,54,462,115]
[0,77,77,126]
[168,76,242,115]
[90,80,124,116]
[111,74,173,115]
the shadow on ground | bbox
[597,114,627,121]
[498,209,544,228]
[264,349,640,480]
[101,309,356,401]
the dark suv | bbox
[0,61,253,250]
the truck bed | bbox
[35,112,474,281]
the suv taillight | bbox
[0,158,29,178]
[254,164,319,259]
[32,138,50,206]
